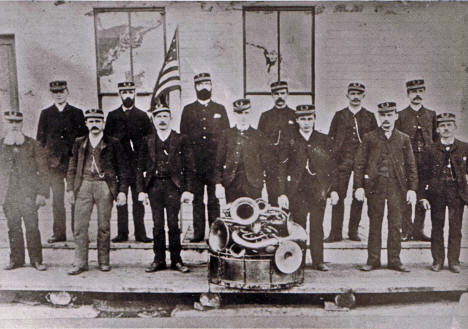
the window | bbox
[94,8,166,109]
[0,35,19,134]
[243,7,314,99]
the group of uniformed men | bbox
[1,75,466,276]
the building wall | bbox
[0,1,466,137]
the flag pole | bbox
[176,26,182,111]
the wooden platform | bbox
[0,262,466,295]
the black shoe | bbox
[67,266,88,275]
[312,263,329,272]
[360,264,379,271]
[32,262,47,271]
[189,237,204,243]
[111,235,128,243]
[135,236,153,243]
[388,264,411,272]
[145,262,167,273]
[3,263,24,270]
[47,236,66,243]
[324,236,342,243]
[99,265,111,272]
[348,234,361,242]
[412,234,431,242]
[431,263,443,272]
[449,264,461,273]
[171,262,190,273]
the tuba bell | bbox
[229,197,260,226]
[208,219,230,252]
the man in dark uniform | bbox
[214,99,269,204]
[396,79,437,241]
[136,105,195,273]
[325,82,378,242]
[1,111,49,271]
[278,105,339,271]
[180,73,229,242]
[419,113,467,273]
[355,102,418,272]
[66,109,128,275]
[36,80,87,243]
[105,81,152,243]
[257,81,296,206]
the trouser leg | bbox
[73,181,94,268]
[116,186,129,237]
[412,202,427,236]
[430,201,446,265]
[447,196,464,266]
[366,192,385,266]
[50,171,66,239]
[148,181,167,264]
[4,203,25,265]
[329,171,349,239]
[348,188,364,236]
[402,203,413,236]
[191,177,206,240]
[309,199,326,265]
[386,181,404,267]
[130,183,147,239]
[21,200,43,264]
[206,176,220,228]
[95,181,113,266]
[165,182,182,265]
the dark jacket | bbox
[215,127,270,189]
[180,100,229,173]
[280,129,338,200]
[420,139,468,204]
[66,135,129,200]
[136,130,195,193]
[258,105,297,147]
[0,136,49,204]
[396,105,438,151]
[354,128,418,194]
[36,103,87,174]
[104,106,153,177]
[328,107,378,166]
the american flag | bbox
[151,28,181,108]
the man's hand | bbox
[420,199,431,210]
[215,184,225,200]
[406,190,417,206]
[181,191,194,203]
[278,194,289,209]
[355,188,365,202]
[116,192,127,206]
[137,192,148,205]
[67,191,75,205]
[35,195,46,208]
[330,191,339,206]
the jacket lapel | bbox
[77,137,88,177]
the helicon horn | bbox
[274,240,303,274]
[208,219,230,252]
[230,197,260,226]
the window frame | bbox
[93,7,166,108]
[0,34,19,111]
[242,6,315,101]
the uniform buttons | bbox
[202,118,206,121]
[61,136,64,139]
[202,136,207,140]
[203,127,207,130]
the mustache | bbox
[90,126,100,130]
[414,96,422,101]
[352,98,360,101]
[382,121,390,125]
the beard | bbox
[4,131,25,145]
[196,89,212,101]
[122,97,135,108]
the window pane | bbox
[245,11,278,92]
[95,11,132,93]
[279,11,313,92]
[0,45,12,113]
[130,11,165,93]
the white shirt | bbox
[410,104,422,112]
[348,105,362,116]
[197,98,210,106]
[157,129,171,142]
[89,132,103,148]
[441,137,455,146]
[299,130,313,141]
[55,102,67,112]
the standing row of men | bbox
[1,75,465,275]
